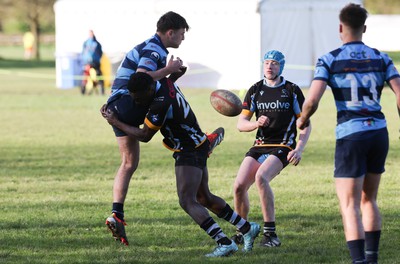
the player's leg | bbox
[361,128,388,263]
[362,172,381,264]
[255,155,283,247]
[193,164,260,253]
[105,135,139,246]
[335,177,364,240]
[231,156,258,244]
[195,165,259,251]
[113,136,140,203]
[256,155,282,222]
[175,165,238,257]
[335,177,365,263]
[233,157,258,220]
[195,165,226,213]
[334,137,368,263]
[361,173,381,231]
[104,94,146,245]
[175,165,211,224]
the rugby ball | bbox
[210,89,242,117]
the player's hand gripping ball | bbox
[210,89,242,117]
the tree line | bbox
[0,0,56,60]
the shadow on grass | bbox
[0,58,55,68]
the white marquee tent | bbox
[55,0,377,90]
[54,0,260,89]
[259,0,362,87]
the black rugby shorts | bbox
[172,141,209,169]
[245,146,290,167]
[334,128,388,178]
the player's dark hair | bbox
[127,72,154,93]
[339,3,368,31]
[157,11,190,33]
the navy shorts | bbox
[245,146,291,167]
[106,94,149,137]
[172,141,209,169]
[334,128,389,178]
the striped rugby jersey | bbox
[314,41,400,140]
[107,34,168,102]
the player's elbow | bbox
[236,118,248,132]
[140,135,153,143]
[237,124,246,132]
[140,130,157,143]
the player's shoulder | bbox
[134,36,166,55]
[248,79,264,91]
[283,79,298,88]
[145,35,168,53]
[279,78,299,91]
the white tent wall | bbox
[56,0,399,90]
[54,0,261,90]
[364,15,400,52]
[259,0,363,87]
[54,0,155,55]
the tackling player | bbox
[102,11,189,246]
[297,4,400,264]
[101,72,260,257]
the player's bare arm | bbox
[287,121,312,166]
[169,65,187,82]
[388,77,400,116]
[139,55,184,81]
[237,114,269,132]
[387,77,400,138]
[100,105,157,142]
[297,80,327,129]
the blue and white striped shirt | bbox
[108,34,169,102]
[313,41,400,139]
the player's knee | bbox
[178,197,192,211]
[196,193,213,208]
[179,191,198,211]
[255,174,268,187]
[233,184,245,197]
[120,160,138,175]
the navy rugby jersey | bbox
[107,34,168,102]
[242,77,305,150]
[314,41,400,140]
[144,78,207,152]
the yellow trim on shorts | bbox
[162,137,208,152]
[253,143,293,151]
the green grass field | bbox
[0,46,399,264]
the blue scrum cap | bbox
[263,50,285,76]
